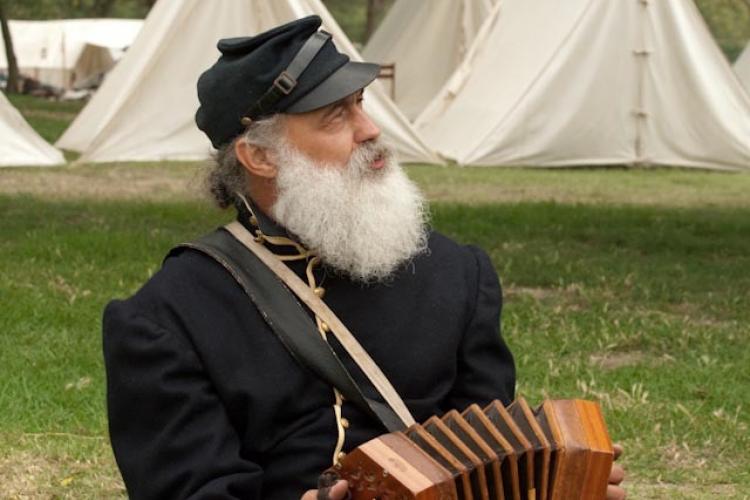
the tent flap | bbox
[363,0,495,121]
[417,0,750,170]
[0,19,142,90]
[0,91,64,167]
[56,0,440,165]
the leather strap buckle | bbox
[274,71,297,95]
[244,31,330,119]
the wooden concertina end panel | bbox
[334,398,614,500]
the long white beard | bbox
[270,140,429,283]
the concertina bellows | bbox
[329,398,613,500]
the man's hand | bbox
[301,479,349,500]
[607,443,626,499]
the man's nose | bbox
[353,107,381,144]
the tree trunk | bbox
[365,0,385,42]
[92,0,117,17]
[0,0,20,93]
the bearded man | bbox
[103,15,624,500]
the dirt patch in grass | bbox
[0,434,126,499]
[0,451,125,499]
[504,284,592,313]
[0,450,51,498]
[412,168,750,208]
[665,302,735,328]
[421,183,638,206]
[505,284,585,301]
[590,350,646,370]
[0,447,125,499]
[662,441,711,471]
[22,109,80,121]
[627,481,740,499]
[0,163,206,201]
[505,286,558,301]
[4,164,750,207]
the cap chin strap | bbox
[244,30,332,120]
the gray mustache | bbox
[351,140,392,167]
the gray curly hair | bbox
[205,115,286,209]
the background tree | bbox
[8,0,150,19]
[0,0,20,93]
[322,0,393,45]
[695,0,750,60]
[331,0,748,56]
[364,0,387,41]
[0,0,746,59]
[91,0,117,17]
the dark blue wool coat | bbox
[103,216,515,499]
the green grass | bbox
[438,203,750,490]
[406,164,750,207]
[0,197,226,497]
[1,194,749,497]
[3,160,750,208]
[4,93,85,145]
[3,94,750,497]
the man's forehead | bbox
[327,89,365,108]
[280,89,364,125]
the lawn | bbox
[6,94,85,146]
[1,95,750,498]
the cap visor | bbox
[286,61,380,114]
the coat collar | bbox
[233,195,311,259]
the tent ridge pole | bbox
[633,0,650,165]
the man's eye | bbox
[340,103,354,116]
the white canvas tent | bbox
[0,19,142,90]
[736,43,750,93]
[56,0,440,164]
[417,0,750,170]
[0,91,64,166]
[363,0,495,121]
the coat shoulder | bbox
[104,247,241,331]
[425,230,498,284]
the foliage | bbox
[6,0,151,19]
[3,0,747,59]
[322,0,394,45]
[6,92,84,144]
[695,0,750,61]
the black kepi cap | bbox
[196,15,380,149]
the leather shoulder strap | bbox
[223,222,416,428]
[169,228,407,432]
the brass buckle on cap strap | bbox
[273,71,297,95]
[243,30,331,120]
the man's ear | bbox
[235,139,278,179]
